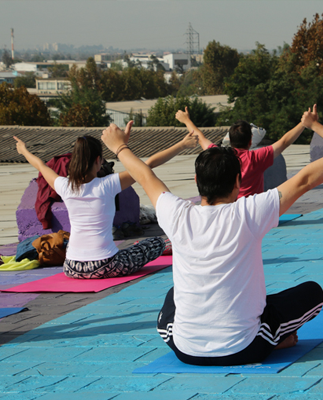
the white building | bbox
[105,53,190,72]
[27,78,71,103]
[163,53,189,71]
[13,61,87,76]
[130,53,169,71]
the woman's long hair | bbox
[68,135,102,192]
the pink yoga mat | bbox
[1,256,172,293]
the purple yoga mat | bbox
[0,243,18,256]
[0,292,38,307]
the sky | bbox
[1,0,323,52]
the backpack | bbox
[32,230,70,266]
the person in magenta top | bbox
[176,108,308,198]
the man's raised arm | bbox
[101,124,169,209]
[271,122,305,159]
[145,131,198,169]
[176,107,212,150]
[278,154,323,216]
[301,104,323,138]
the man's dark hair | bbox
[195,146,241,204]
[229,120,252,149]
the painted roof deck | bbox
[2,145,323,399]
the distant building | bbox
[94,54,110,63]
[130,53,169,71]
[0,71,21,85]
[36,78,70,93]
[27,78,71,103]
[163,53,189,71]
[13,61,87,76]
[13,62,54,74]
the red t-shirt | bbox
[208,144,274,198]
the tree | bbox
[58,86,111,127]
[146,95,216,127]
[168,71,182,96]
[2,49,13,68]
[56,58,111,127]
[48,63,69,78]
[291,13,323,75]
[224,43,277,102]
[110,62,123,71]
[68,57,102,92]
[101,67,172,102]
[139,69,169,99]
[216,43,323,143]
[124,108,145,127]
[14,72,36,89]
[0,83,51,126]
[101,68,123,101]
[177,69,203,96]
[200,40,240,94]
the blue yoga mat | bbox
[0,307,27,319]
[133,310,323,375]
[278,214,302,225]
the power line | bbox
[185,23,200,69]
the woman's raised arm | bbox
[13,136,59,190]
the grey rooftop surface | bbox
[1,144,323,399]
[0,126,227,163]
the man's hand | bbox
[181,131,199,149]
[13,136,27,155]
[176,106,190,124]
[302,104,319,130]
[101,124,127,154]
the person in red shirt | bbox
[176,108,307,198]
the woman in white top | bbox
[14,122,198,279]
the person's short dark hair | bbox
[195,146,241,204]
[229,120,252,149]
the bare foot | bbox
[275,331,298,350]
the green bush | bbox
[146,96,216,127]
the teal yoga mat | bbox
[278,213,302,225]
[133,310,323,374]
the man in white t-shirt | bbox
[101,123,323,366]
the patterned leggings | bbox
[63,237,165,279]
